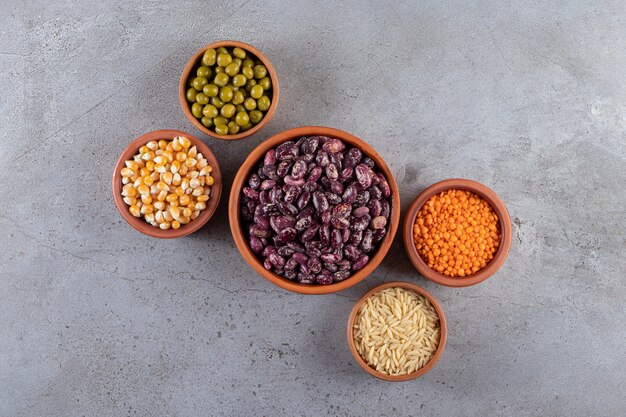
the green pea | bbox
[253,64,267,79]
[203,84,219,97]
[217,53,233,67]
[235,104,246,113]
[232,74,247,87]
[240,122,253,131]
[245,79,257,92]
[216,47,228,54]
[232,58,242,67]
[242,59,254,68]
[211,96,224,108]
[225,62,240,77]
[250,84,264,99]
[195,92,209,105]
[244,97,257,111]
[202,48,216,66]
[191,76,208,91]
[203,104,219,118]
[186,88,198,102]
[232,90,245,105]
[228,121,240,134]
[214,73,229,87]
[258,76,271,90]
[201,116,214,128]
[214,116,228,126]
[214,124,229,135]
[215,66,224,73]
[197,66,212,78]
[257,95,271,111]
[219,86,234,102]
[221,103,236,118]
[241,67,254,79]
[235,111,250,126]
[233,47,247,59]
[249,110,263,124]
[191,103,204,118]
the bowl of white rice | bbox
[347,281,447,381]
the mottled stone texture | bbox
[0,1,624,416]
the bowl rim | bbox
[179,40,280,141]
[112,129,222,238]
[228,126,401,294]
[346,280,447,381]
[402,178,512,287]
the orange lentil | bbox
[413,189,501,278]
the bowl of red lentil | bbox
[402,179,512,287]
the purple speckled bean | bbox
[349,229,363,246]
[276,227,297,243]
[301,224,320,241]
[250,224,272,238]
[354,190,370,206]
[342,184,358,204]
[278,202,298,216]
[263,258,272,270]
[344,148,362,168]
[262,165,279,180]
[284,176,305,186]
[324,262,338,273]
[319,225,331,246]
[248,173,261,189]
[268,253,285,269]
[284,256,298,271]
[360,229,373,253]
[336,259,351,271]
[377,173,391,197]
[312,191,329,212]
[286,241,305,252]
[259,190,270,205]
[369,185,383,200]
[350,215,370,231]
[352,254,369,271]
[250,236,264,254]
[368,200,382,217]
[333,203,352,218]
[297,273,315,284]
[371,216,387,229]
[342,228,351,243]
[328,152,343,170]
[276,141,298,160]
[291,160,307,180]
[283,269,297,280]
[320,253,341,263]
[278,246,295,257]
[362,156,375,168]
[315,272,333,285]
[277,160,292,177]
[296,190,311,210]
[302,137,320,154]
[254,214,270,230]
[307,258,322,274]
[262,245,277,257]
[355,164,375,188]
[303,181,318,193]
[296,206,314,220]
[315,151,330,167]
[292,252,309,264]
[330,180,344,195]
[260,179,276,190]
[339,167,354,181]
[270,215,295,233]
[325,164,339,180]
[321,209,332,226]
[353,206,369,217]
[381,200,390,219]
[331,216,350,230]
[264,149,277,165]
[333,270,351,282]
[331,228,343,248]
[295,215,313,231]
[307,166,322,182]
[283,184,301,204]
[243,187,259,201]
[322,138,345,153]
[344,244,361,261]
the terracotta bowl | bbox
[346,281,447,381]
[112,129,222,238]
[228,126,401,294]
[179,40,279,141]
[403,178,512,287]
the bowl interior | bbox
[229,126,401,294]
[346,281,447,381]
[403,178,512,287]
[179,40,279,141]
[112,129,222,238]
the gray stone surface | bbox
[1,0,625,415]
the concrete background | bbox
[1,0,625,416]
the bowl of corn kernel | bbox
[112,129,222,238]
[403,179,512,287]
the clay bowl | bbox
[403,178,512,287]
[228,126,401,294]
[179,40,279,141]
[112,129,222,238]
[347,281,447,381]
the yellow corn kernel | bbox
[146,141,159,150]
[179,194,191,206]
[129,205,141,217]
[142,175,154,186]
[190,210,200,219]
[122,187,138,198]
[195,201,206,211]
[120,167,134,177]
[179,136,191,148]
[140,204,154,214]
[199,166,212,176]
[185,157,197,168]
[153,155,167,166]
[155,149,163,156]
[175,186,184,197]
[196,158,208,169]
[206,176,215,186]
[162,210,173,222]
[146,160,156,172]
[154,201,166,211]
[141,194,153,204]
[172,220,181,230]
[141,151,156,161]
[179,215,190,224]
[166,193,178,203]
[196,195,209,202]
[172,173,182,186]
[169,201,179,207]
[139,145,150,153]
[155,210,165,223]
[156,139,166,149]
[132,177,142,188]
[159,222,171,230]
[188,170,199,179]
[137,184,150,195]
[144,212,155,223]
[172,139,182,152]
[154,165,166,174]
[189,178,200,189]
[156,182,169,192]
[183,207,192,218]
[125,160,140,171]
[179,165,188,176]
[123,197,137,206]
[171,160,181,174]
[150,184,159,195]
[181,178,189,191]
[150,171,160,181]
[157,190,167,202]
[188,146,197,158]
[176,151,187,162]
[133,154,143,164]
[192,187,204,197]
[162,150,174,162]
[162,171,173,185]
[169,206,181,220]
[121,177,130,185]
[198,176,205,187]
[140,167,151,177]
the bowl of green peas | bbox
[179,40,279,140]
